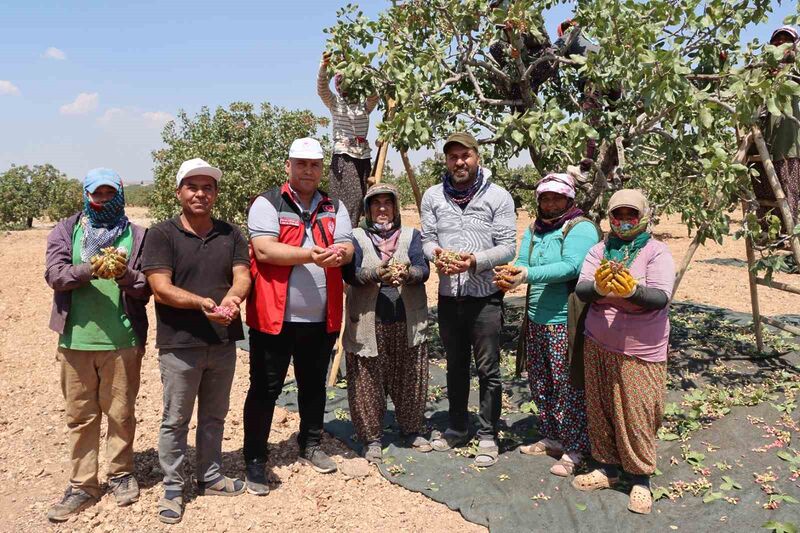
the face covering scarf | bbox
[604,214,650,266]
[360,216,401,261]
[80,187,128,263]
[533,202,584,235]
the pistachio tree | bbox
[150,102,329,227]
[0,164,73,228]
[325,0,800,245]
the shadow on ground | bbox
[243,300,800,532]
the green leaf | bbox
[763,520,798,533]
[699,108,713,129]
[776,450,798,463]
[766,97,781,117]
[703,491,724,503]
[652,487,670,501]
[720,476,742,491]
[511,130,524,146]
[575,503,587,511]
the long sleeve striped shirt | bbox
[317,63,380,160]
[420,170,517,297]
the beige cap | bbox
[607,189,650,217]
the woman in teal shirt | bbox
[497,173,601,477]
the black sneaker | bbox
[108,474,140,506]
[245,459,270,496]
[47,486,97,522]
[299,446,337,474]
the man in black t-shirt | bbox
[142,158,251,525]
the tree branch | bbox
[464,63,523,106]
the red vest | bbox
[246,183,344,335]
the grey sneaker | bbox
[299,446,337,474]
[363,441,383,464]
[47,486,97,522]
[108,474,139,506]
[245,460,270,496]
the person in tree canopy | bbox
[751,25,800,232]
[318,51,380,227]
[554,19,600,59]
[488,0,557,97]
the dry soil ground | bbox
[0,206,796,532]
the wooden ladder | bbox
[742,126,800,351]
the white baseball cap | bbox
[288,137,324,160]
[175,158,222,187]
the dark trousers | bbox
[437,293,503,439]
[243,323,337,462]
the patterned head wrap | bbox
[80,168,128,263]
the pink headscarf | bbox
[535,173,576,199]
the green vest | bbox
[58,223,138,351]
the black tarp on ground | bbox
[240,301,800,532]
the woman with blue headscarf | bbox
[44,168,151,522]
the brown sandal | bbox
[572,469,618,492]
[519,440,563,457]
[628,484,653,514]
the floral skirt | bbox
[346,321,428,442]
[583,337,667,475]
[526,322,590,454]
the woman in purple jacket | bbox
[44,169,150,522]
[571,189,675,515]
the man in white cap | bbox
[243,137,353,492]
[142,158,252,523]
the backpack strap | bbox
[561,216,603,251]
[561,216,603,292]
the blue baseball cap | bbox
[84,168,122,193]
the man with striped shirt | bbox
[420,132,517,467]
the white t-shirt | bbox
[248,191,352,323]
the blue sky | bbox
[0,0,795,183]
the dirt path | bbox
[0,206,796,532]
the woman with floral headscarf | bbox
[494,173,601,477]
[571,189,675,515]
[317,52,380,226]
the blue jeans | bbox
[158,342,236,491]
